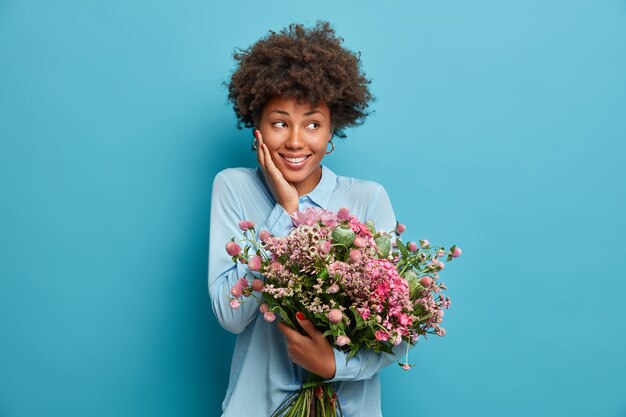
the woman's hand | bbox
[255,129,299,215]
[278,313,336,379]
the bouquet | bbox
[224,208,461,417]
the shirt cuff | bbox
[327,348,355,382]
[264,204,294,237]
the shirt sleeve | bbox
[327,183,414,382]
[208,171,293,334]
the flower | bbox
[408,242,418,252]
[337,207,350,221]
[248,255,262,271]
[420,239,430,248]
[230,285,243,298]
[291,208,338,227]
[396,223,406,235]
[336,335,351,346]
[225,241,241,257]
[326,283,339,294]
[229,299,241,309]
[251,279,265,292]
[349,249,362,263]
[319,240,331,254]
[391,335,402,345]
[401,363,411,371]
[375,330,389,341]
[259,304,269,313]
[263,311,276,322]
[258,229,271,243]
[239,220,254,231]
[327,309,343,324]
[419,276,433,287]
[451,247,462,258]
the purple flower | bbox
[225,241,241,257]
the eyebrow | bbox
[268,109,325,117]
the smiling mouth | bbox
[281,155,310,164]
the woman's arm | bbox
[208,171,294,334]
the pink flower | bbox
[353,236,366,248]
[349,249,362,263]
[326,283,339,294]
[396,223,406,235]
[419,276,433,287]
[399,314,411,326]
[336,335,351,346]
[375,330,389,341]
[437,250,445,257]
[391,335,402,345]
[319,240,331,254]
[229,299,240,309]
[263,311,276,322]
[258,229,271,243]
[251,279,264,292]
[230,285,242,298]
[401,363,411,371]
[327,309,343,324]
[408,242,418,252]
[452,247,462,258]
[248,255,262,271]
[337,207,350,221]
[239,220,254,231]
[225,241,241,257]
[420,239,430,248]
[259,304,269,313]
[291,208,338,227]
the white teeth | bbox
[284,156,308,163]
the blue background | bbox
[1,1,625,416]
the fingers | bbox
[295,313,321,340]
[278,321,300,343]
[255,129,264,167]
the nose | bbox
[285,126,304,149]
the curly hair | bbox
[225,21,374,138]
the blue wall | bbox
[1,1,625,416]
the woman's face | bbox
[258,96,333,195]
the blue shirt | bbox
[208,165,409,417]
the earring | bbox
[252,136,258,151]
[325,139,335,155]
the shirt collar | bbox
[303,165,337,209]
[256,165,337,209]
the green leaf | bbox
[396,238,409,258]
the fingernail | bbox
[296,312,305,321]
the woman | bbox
[208,21,408,417]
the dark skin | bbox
[255,96,336,379]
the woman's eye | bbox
[272,121,287,128]
[307,122,320,129]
